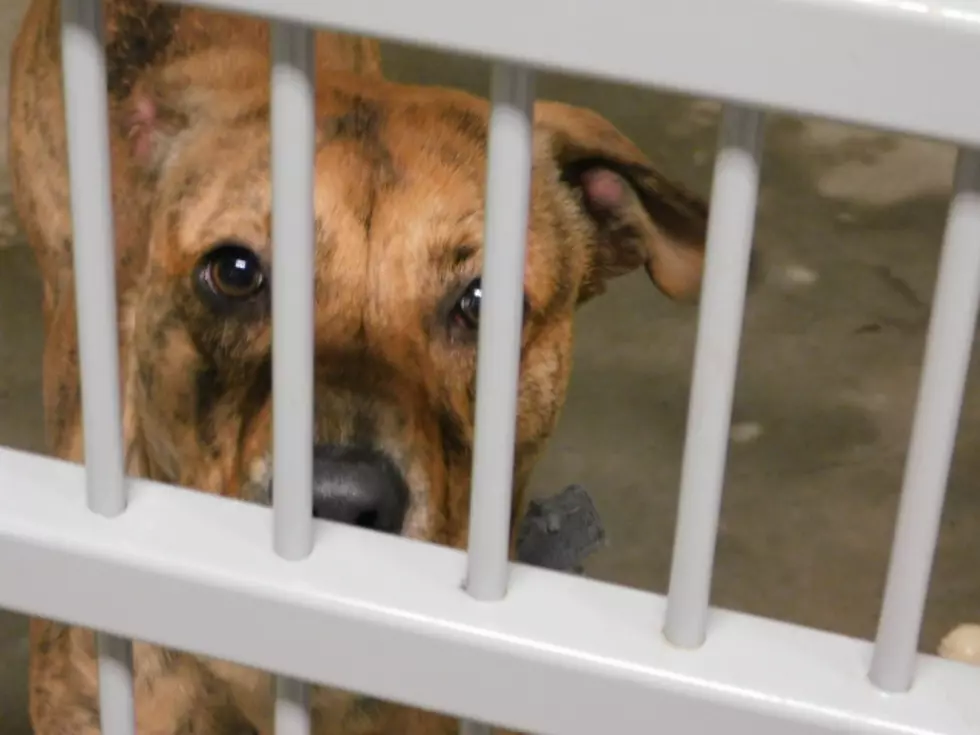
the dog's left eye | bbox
[199,243,266,301]
[449,277,531,337]
[452,277,482,330]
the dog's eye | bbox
[199,243,266,300]
[452,277,482,330]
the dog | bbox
[8,1,710,732]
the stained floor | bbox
[3,0,980,731]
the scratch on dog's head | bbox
[120,48,708,547]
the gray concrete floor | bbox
[3,0,980,730]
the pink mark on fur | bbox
[580,168,624,208]
[128,96,157,161]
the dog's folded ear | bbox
[535,101,709,304]
[121,50,269,174]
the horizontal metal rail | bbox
[1,447,977,735]
[164,0,980,148]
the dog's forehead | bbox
[311,94,569,264]
[178,102,490,240]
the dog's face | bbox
[122,51,707,547]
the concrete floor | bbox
[3,0,980,730]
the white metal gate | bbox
[2,0,980,732]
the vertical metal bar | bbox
[458,668,496,735]
[61,0,125,517]
[459,63,535,735]
[869,147,980,693]
[96,632,136,734]
[276,677,311,735]
[464,63,536,603]
[459,720,492,735]
[663,105,764,650]
[271,20,315,735]
[61,1,135,732]
[271,19,316,565]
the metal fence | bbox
[1,0,980,732]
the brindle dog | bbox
[9,1,710,732]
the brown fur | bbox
[9,1,709,732]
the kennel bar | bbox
[270,20,316,566]
[2,0,979,733]
[60,0,135,732]
[870,148,980,693]
[270,19,317,735]
[664,105,764,650]
[460,59,536,735]
[167,0,980,149]
[465,62,536,604]
[1,448,978,735]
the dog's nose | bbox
[309,443,409,533]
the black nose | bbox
[308,444,409,533]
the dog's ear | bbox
[535,101,709,303]
[122,50,269,173]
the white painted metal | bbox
[458,720,492,735]
[1,447,978,735]
[60,0,127,523]
[270,19,317,735]
[95,632,137,735]
[164,0,980,148]
[664,106,764,650]
[271,19,316,563]
[869,148,980,693]
[60,0,136,732]
[8,0,980,734]
[277,677,312,735]
[464,63,536,603]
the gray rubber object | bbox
[515,484,607,574]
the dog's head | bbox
[121,51,708,546]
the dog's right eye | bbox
[197,243,267,302]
